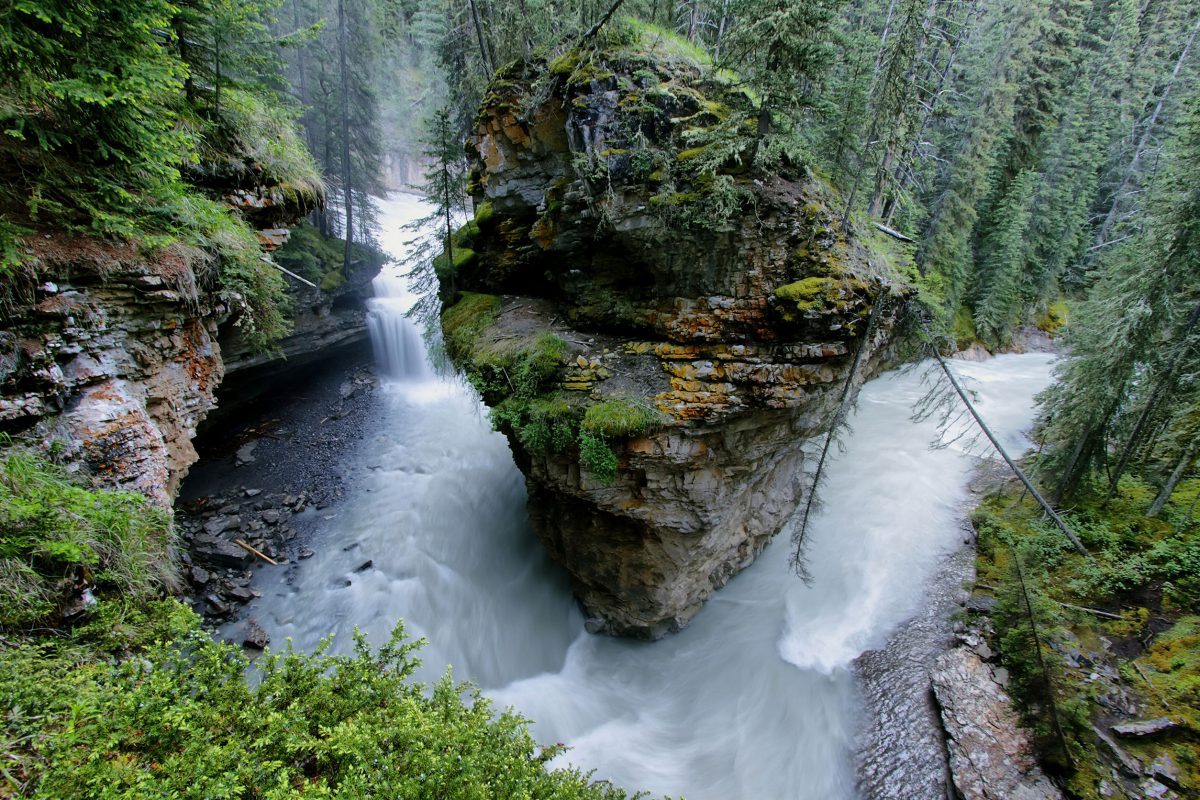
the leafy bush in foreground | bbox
[0,604,637,800]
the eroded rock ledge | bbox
[437,27,912,638]
[932,647,1063,800]
[0,177,326,504]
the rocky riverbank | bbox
[175,350,382,643]
[855,463,1063,800]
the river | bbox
[232,194,1056,799]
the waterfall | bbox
[366,273,432,381]
[364,194,435,382]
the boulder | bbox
[930,647,1062,800]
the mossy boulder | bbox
[438,21,912,640]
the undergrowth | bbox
[0,602,638,799]
[971,476,1200,796]
[0,444,177,628]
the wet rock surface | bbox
[855,535,973,799]
[931,646,1064,800]
[177,357,380,627]
[441,32,911,638]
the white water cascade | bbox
[239,194,1057,799]
[365,194,434,381]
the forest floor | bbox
[968,475,1199,799]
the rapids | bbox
[234,194,1056,799]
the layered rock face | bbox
[438,28,911,638]
[0,178,324,504]
[0,238,228,504]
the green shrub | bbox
[0,447,177,627]
[578,429,619,483]
[0,613,635,800]
[582,399,659,439]
[319,269,347,292]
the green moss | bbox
[473,201,495,227]
[649,191,701,206]
[582,399,659,439]
[775,276,832,303]
[972,479,1200,794]
[453,219,481,248]
[440,292,501,360]
[1037,300,1070,335]
[319,269,346,292]
[675,146,709,162]
[548,51,581,75]
[275,221,385,289]
[433,246,478,280]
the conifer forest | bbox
[0,0,1198,798]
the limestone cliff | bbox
[0,177,325,505]
[437,25,914,638]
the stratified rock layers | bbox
[0,178,325,504]
[439,33,911,638]
[0,238,227,504]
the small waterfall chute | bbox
[367,272,433,381]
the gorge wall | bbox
[437,25,914,638]
[0,168,330,505]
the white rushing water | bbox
[241,194,1056,799]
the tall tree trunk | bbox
[1148,440,1198,517]
[292,0,318,157]
[1091,12,1200,252]
[468,0,495,77]
[214,25,223,119]
[175,16,195,104]
[713,0,729,60]
[337,0,354,276]
[871,0,900,94]
[928,336,1090,555]
[884,0,978,224]
[686,0,700,42]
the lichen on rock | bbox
[438,21,913,638]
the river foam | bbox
[236,194,1056,799]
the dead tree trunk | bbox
[926,335,1090,556]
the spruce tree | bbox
[972,169,1037,347]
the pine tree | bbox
[720,0,844,139]
[972,169,1037,346]
[1037,97,1200,501]
[419,106,469,296]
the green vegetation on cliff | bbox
[971,478,1200,796]
[0,0,320,349]
[0,445,177,628]
[275,221,387,292]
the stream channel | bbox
[219,193,1055,799]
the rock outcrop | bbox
[0,238,229,504]
[437,25,912,638]
[0,173,329,504]
[932,647,1063,800]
